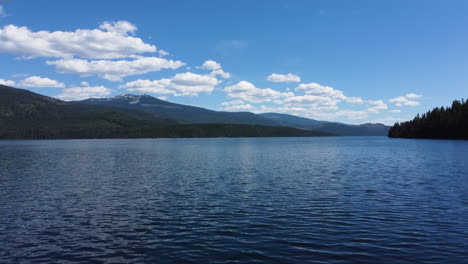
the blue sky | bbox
[1,0,467,124]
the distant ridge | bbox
[81,94,279,126]
[80,94,390,136]
[0,85,331,139]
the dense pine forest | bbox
[388,99,468,139]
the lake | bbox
[0,137,467,263]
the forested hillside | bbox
[388,99,468,139]
[0,85,332,139]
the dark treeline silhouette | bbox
[388,99,468,139]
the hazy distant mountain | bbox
[258,113,325,129]
[80,94,279,126]
[313,122,391,136]
[80,94,390,136]
[0,85,330,139]
[257,113,390,136]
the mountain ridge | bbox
[79,93,390,136]
[0,85,332,139]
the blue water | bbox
[0,137,467,263]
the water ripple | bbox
[0,137,467,263]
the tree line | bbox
[388,98,468,139]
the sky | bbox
[1,0,467,125]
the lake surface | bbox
[0,137,467,263]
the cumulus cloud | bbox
[389,94,421,107]
[283,95,340,110]
[47,57,185,81]
[267,73,301,83]
[199,60,231,78]
[220,80,391,123]
[0,76,65,88]
[56,85,113,101]
[19,76,65,88]
[120,72,221,96]
[287,82,356,109]
[99,21,137,35]
[367,100,388,113]
[119,79,174,94]
[211,69,231,78]
[294,82,367,107]
[0,21,156,59]
[224,81,293,103]
[296,83,346,100]
[200,60,221,71]
[0,78,16,86]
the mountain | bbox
[258,113,390,136]
[81,94,279,126]
[0,85,331,139]
[258,113,324,129]
[388,99,468,139]
[81,95,390,136]
[312,122,390,136]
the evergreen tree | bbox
[388,98,468,139]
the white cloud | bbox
[346,97,364,104]
[390,109,401,113]
[199,60,231,78]
[47,57,185,81]
[220,80,393,123]
[211,69,231,78]
[99,21,136,35]
[295,82,365,105]
[0,21,156,59]
[0,78,16,86]
[1,76,65,88]
[221,100,255,111]
[56,85,113,101]
[267,73,301,83]
[296,83,346,100]
[0,5,8,18]
[224,81,293,103]
[18,76,65,88]
[220,99,390,123]
[200,60,221,71]
[221,81,391,121]
[119,79,174,94]
[389,95,420,107]
[405,93,422,99]
[120,72,221,96]
[366,100,388,113]
[287,82,358,110]
[283,95,340,110]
